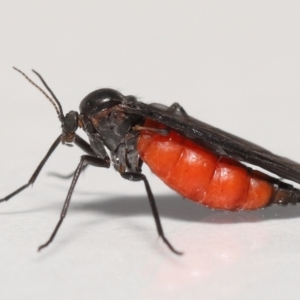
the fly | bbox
[1,67,300,255]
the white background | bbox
[1,1,300,299]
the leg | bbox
[121,172,183,255]
[0,135,62,202]
[168,102,187,116]
[133,125,169,136]
[49,134,95,179]
[48,164,88,179]
[38,155,110,251]
[74,134,95,156]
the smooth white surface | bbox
[1,1,300,299]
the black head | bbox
[61,110,79,144]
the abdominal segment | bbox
[137,119,274,211]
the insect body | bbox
[1,68,300,255]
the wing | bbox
[124,101,300,184]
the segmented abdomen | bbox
[137,119,300,211]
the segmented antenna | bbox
[13,67,64,122]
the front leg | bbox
[121,172,182,255]
[47,134,95,179]
[0,135,62,202]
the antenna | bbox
[13,67,64,122]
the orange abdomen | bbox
[137,119,274,211]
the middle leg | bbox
[38,155,110,251]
